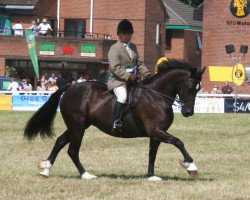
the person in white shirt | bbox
[7,78,19,91]
[48,73,57,83]
[12,21,23,36]
[38,18,53,36]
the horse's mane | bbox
[156,59,195,74]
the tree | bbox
[180,0,203,8]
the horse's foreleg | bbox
[153,128,198,176]
[67,130,97,180]
[39,130,70,177]
[147,139,162,181]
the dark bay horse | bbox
[24,59,205,181]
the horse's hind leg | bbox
[39,130,70,177]
[67,129,97,180]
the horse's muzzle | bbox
[181,108,194,117]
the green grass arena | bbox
[0,111,249,200]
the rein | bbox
[137,83,182,106]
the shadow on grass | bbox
[56,173,214,182]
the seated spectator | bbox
[77,74,85,83]
[38,18,53,36]
[221,81,234,94]
[12,21,23,36]
[48,81,58,91]
[7,78,19,91]
[211,85,221,94]
[19,79,32,91]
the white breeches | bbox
[113,85,127,103]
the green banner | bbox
[40,42,55,55]
[25,30,39,79]
[81,44,96,57]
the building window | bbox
[65,19,86,38]
[165,29,172,50]
[196,32,202,50]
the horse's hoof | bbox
[188,170,198,177]
[147,176,162,181]
[81,172,97,180]
[38,172,49,178]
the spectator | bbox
[38,18,53,36]
[77,74,85,83]
[12,21,23,36]
[7,78,19,91]
[221,81,234,94]
[26,20,39,36]
[48,73,57,83]
[19,79,33,91]
[211,85,221,94]
[56,73,68,89]
[48,81,58,91]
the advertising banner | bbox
[12,95,50,111]
[0,95,12,111]
[40,41,55,55]
[173,97,225,113]
[25,30,39,79]
[225,98,250,113]
[81,44,96,57]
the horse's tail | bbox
[24,85,71,140]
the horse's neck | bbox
[145,70,186,97]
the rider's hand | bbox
[128,74,136,81]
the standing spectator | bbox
[7,78,19,91]
[26,20,39,36]
[38,18,53,36]
[221,81,234,94]
[211,85,221,94]
[56,73,68,89]
[48,73,57,83]
[12,21,23,36]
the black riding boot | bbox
[112,101,124,132]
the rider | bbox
[107,19,151,132]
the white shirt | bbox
[12,23,23,36]
[124,43,133,58]
[8,81,19,91]
[38,23,52,35]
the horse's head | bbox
[176,67,206,117]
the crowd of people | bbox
[12,18,53,36]
[198,81,234,94]
[6,72,95,92]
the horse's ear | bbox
[197,67,206,75]
[200,67,206,74]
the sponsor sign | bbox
[12,95,50,111]
[40,42,55,55]
[232,63,246,86]
[173,98,224,113]
[209,66,233,82]
[225,98,250,113]
[81,44,96,57]
[230,0,250,18]
[0,95,12,111]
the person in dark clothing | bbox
[56,73,68,89]
[221,81,234,94]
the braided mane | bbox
[156,59,196,73]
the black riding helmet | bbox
[117,19,134,35]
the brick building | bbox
[0,0,166,84]
[202,0,250,93]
